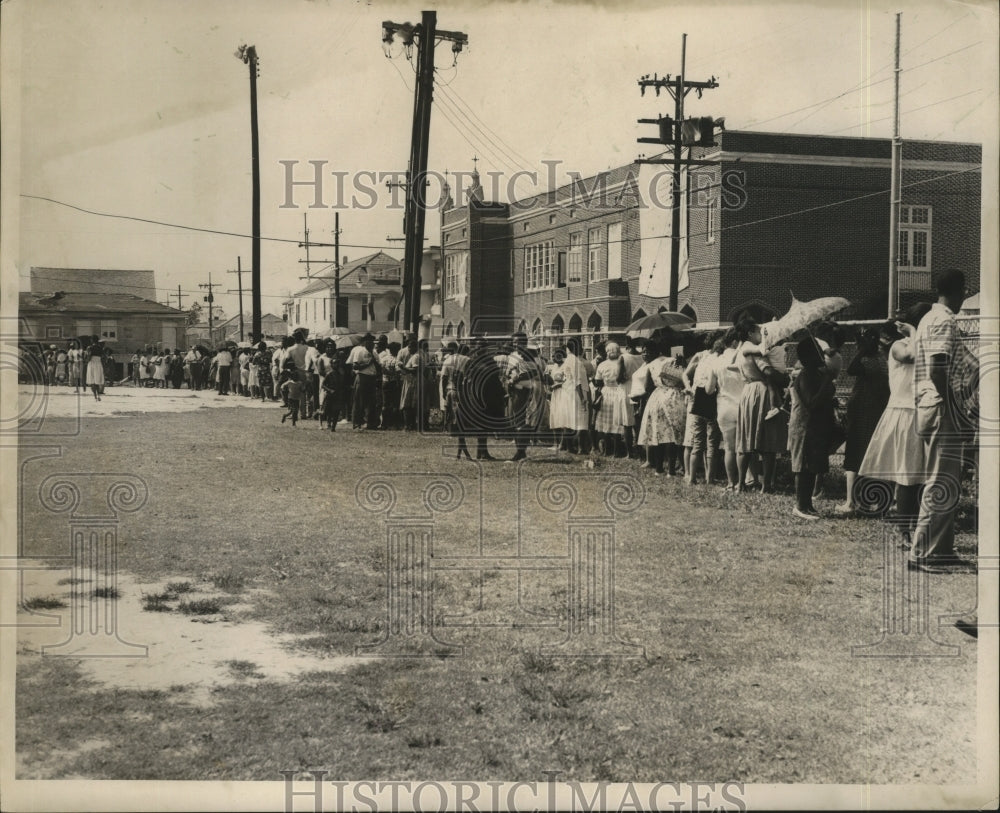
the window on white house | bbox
[588,227,604,282]
[899,205,932,289]
[524,241,555,292]
[568,233,583,283]
[100,320,117,339]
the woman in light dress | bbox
[857,303,933,546]
[638,341,688,475]
[68,341,84,392]
[592,342,634,457]
[713,328,744,490]
[544,347,567,449]
[735,318,789,493]
[84,344,105,401]
[563,338,592,453]
[153,352,168,388]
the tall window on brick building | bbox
[588,227,604,282]
[524,241,555,292]
[607,222,622,279]
[899,205,932,290]
[445,252,465,298]
[568,233,583,283]
[706,198,717,244]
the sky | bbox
[3,0,997,320]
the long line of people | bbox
[264,274,977,573]
[22,273,976,573]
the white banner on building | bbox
[638,163,689,300]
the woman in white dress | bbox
[593,342,634,457]
[558,338,591,453]
[637,341,688,475]
[858,303,933,546]
[84,344,105,401]
[546,347,567,449]
[154,353,168,388]
[138,351,152,387]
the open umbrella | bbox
[760,295,850,351]
[334,333,364,350]
[625,311,695,339]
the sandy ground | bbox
[17,563,368,707]
[18,384,279,419]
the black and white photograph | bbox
[1,0,997,810]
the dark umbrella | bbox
[334,333,364,350]
[625,311,695,339]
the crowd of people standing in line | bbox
[263,273,977,574]
[22,273,977,573]
[28,340,116,401]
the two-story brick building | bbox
[436,130,981,349]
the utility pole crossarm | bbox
[636,34,721,312]
[383,12,468,334]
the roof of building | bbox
[19,291,186,316]
[291,252,402,297]
[217,312,285,327]
[29,267,158,301]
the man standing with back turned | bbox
[908,269,969,573]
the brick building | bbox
[685,130,981,323]
[18,291,188,360]
[436,130,980,349]
[19,268,188,369]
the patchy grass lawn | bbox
[16,409,980,783]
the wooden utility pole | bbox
[887,13,902,318]
[637,36,720,312]
[169,285,187,311]
[334,212,341,328]
[199,273,221,346]
[236,44,262,342]
[227,257,245,342]
[383,13,467,334]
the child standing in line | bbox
[280,361,302,426]
[321,359,345,431]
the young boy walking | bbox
[280,363,303,426]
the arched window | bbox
[531,317,542,336]
[444,322,454,337]
[568,313,583,333]
[516,319,527,334]
[551,314,564,333]
[457,320,466,339]
[680,304,697,322]
[587,311,602,332]
[631,308,647,322]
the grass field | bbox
[15,407,980,783]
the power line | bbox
[20,194,399,250]
[826,88,982,134]
[439,84,539,172]
[747,40,981,130]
